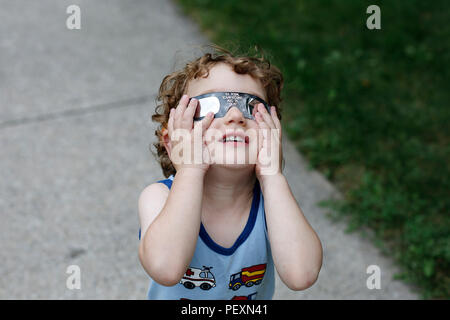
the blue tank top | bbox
[139,174,275,300]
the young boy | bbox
[138,45,322,300]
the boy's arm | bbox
[138,168,205,286]
[260,173,323,291]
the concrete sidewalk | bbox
[0,0,419,299]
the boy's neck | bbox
[202,166,256,215]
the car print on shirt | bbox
[231,292,257,300]
[229,263,267,291]
[180,266,216,290]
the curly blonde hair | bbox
[150,44,284,178]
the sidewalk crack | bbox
[0,94,153,130]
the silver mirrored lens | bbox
[247,98,260,118]
[195,96,221,118]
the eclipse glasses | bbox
[189,92,271,121]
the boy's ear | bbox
[161,127,172,158]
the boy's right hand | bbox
[167,94,214,173]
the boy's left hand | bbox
[254,104,283,182]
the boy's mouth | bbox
[221,132,249,145]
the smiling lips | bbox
[221,131,249,145]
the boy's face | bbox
[185,62,267,167]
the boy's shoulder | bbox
[138,181,171,240]
[141,174,174,195]
[139,181,170,204]
[139,175,174,211]
[138,181,171,217]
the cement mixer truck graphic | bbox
[229,263,267,291]
[180,266,216,290]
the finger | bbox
[255,112,269,146]
[175,94,189,126]
[193,111,213,137]
[269,106,282,142]
[184,97,198,123]
[255,111,269,129]
[182,98,198,129]
[201,112,215,132]
[168,108,175,137]
[203,139,213,164]
[258,104,276,129]
[270,106,282,131]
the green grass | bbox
[175,0,450,299]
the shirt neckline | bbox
[199,179,260,256]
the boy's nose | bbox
[223,106,246,124]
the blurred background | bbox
[0,0,448,299]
